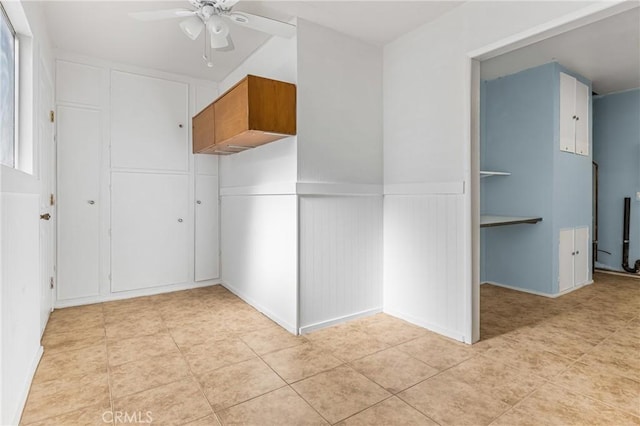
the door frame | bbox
[465,1,637,343]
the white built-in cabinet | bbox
[559,227,589,292]
[559,72,589,156]
[55,59,219,304]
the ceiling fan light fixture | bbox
[179,16,204,40]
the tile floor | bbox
[21,272,639,425]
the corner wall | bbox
[593,89,640,272]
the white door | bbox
[38,61,55,333]
[195,174,219,281]
[559,228,575,292]
[559,72,576,153]
[574,227,590,285]
[111,172,189,292]
[574,80,590,156]
[57,106,101,300]
[110,71,189,172]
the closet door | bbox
[574,80,590,156]
[574,227,589,286]
[110,71,189,171]
[57,106,101,300]
[194,175,219,281]
[559,73,576,153]
[558,229,575,293]
[111,173,189,292]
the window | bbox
[1,3,16,168]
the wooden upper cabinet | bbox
[193,75,296,154]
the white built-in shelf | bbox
[480,170,511,178]
[481,215,543,228]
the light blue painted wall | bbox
[481,63,555,294]
[593,89,640,272]
[481,62,592,295]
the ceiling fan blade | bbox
[217,0,241,10]
[129,9,195,22]
[224,12,296,38]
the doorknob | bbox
[40,213,51,220]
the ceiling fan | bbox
[129,0,296,67]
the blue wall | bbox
[481,62,592,295]
[593,89,640,272]
[481,63,555,294]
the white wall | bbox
[296,20,384,332]
[383,1,613,342]
[218,35,299,332]
[0,1,53,423]
[54,53,219,307]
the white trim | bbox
[594,268,640,279]
[296,182,383,196]
[384,181,464,195]
[383,308,467,343]
[220,182,297,196]
[482,280,593,298]
[299,308,382,335]
[222,281,298,334]
[54,280,220,308]
[11,345,43,426]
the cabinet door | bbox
[559,228,575,292]
[57,106,101,300]
[574,80,590,156]
[574,227,590,285]
[111,172,189,292]
[111,71,189,171]
[195,175,219,281]
[559,73,576,153]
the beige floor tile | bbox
[41,326,106,353]
[508,324,596,360]
[337,397,437,426]
[551,362,640,416]
[107,332,179,366]
[33,344,107,384]
[360,316,428,346]
[168,322,236,349]
[490,383,640,426]
[309,329,389,362]
[109,352,191,398]
[240,325,307,355]
[399,372,511,426]
[24,402,112,426]
[113,378,212,426]
[103,307,162,325]
[182,338,257,376]
[102,298,156,316]
[349,348,438,394]
[46,307,104,335]
[218,309,276,333]
[292,365,390,424]
[579,338,640,382]
[217,386,328,425]
[199,358,286,411]
[105,314,166,339]
[446,355,545,405]
[396,333,474,370]
[21,373,110,424]
[262,343,343,383]
[184,415,222,425]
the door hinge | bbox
[49,110,55,123]
[50,193,55,206]
[49,277,54,289]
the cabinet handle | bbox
[575,116,579,121]
[178,218,183,223]
[196,200,202,205]
[88,200,95,205]
[575,250,579,255]
[572,115,576,119]
[571,251,576,255]
[179,124,184,128]
[40,213,51,220]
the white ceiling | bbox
[42,1,462,82]
[481,7,640,95]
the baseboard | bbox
[382,308,467,343]
[594,268,640,279]
[55,280,221,308]
[12,345,43,425]
[298,308,382,335]
[221,281,298,335]
[482,280,593,298]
